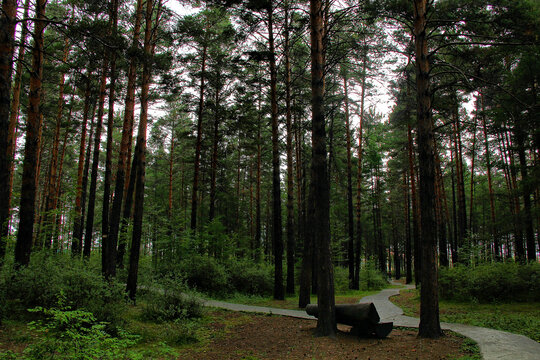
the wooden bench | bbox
[305,303,393,338]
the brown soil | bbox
[177,310,473,360]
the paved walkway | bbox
[202,283,540,360]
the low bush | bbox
[1,252,126,329]
[179,255,230,296]
[359,261,387,291]
[141,277,203,322]
[22,296,138,360]
[439,262,540,302]
[226,259,273,296]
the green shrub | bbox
[1,252,126,329]
[141,277,203,322]
[179,255,230,296]
[333,266,351,293]
[23,295,138,360]
[226,259,273,296]
[359,260,387,291]
[439,262,540,302]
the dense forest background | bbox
[0,0,539,343]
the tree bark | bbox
[4,0,30,248]
[284,3,295,295]
[82,102,97,258]
[110,0,144,268]
[404,172,412,283]
[413,0,442,338]
[102,0,120,279]
[354,55,367,290]
[73,77,93,256]
[126,0,161,301]
[343,75,355,289]
[268,3,284,301]
[209,77,220,222]
[14,0,47,267]
[84,55,109,263]
[310,0,335,337]
[43,36,70,248]
[0,0,18,260]
[190,42,207,232]
[480,93,499,260]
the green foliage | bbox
[1,252,126,329]
[227,259,273,296]
[23,296,138,360]
[333,262,387,293]
[179,255,231,296]
[359,260,388,291]
[439,262,540,302]
[140,277,203,323]
[160,252,274,297]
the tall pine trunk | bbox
[4,0,30,247]
[343,75,355,289]
[268,3,284,301]
[413,0,442,338]
[481,93,499,259]
[191,41,207,231]
[15,0,47,267]
[310,0,335,337]
[284,3,295,295]
[73,78,93,256]
[0,0,18,260]
[354,55,367,289]
[126,0,161,301]
[102,0,120,279]
[111,0,144,268]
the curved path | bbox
[203,283,540,360]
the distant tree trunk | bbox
[468,110,477,234]
[354,55,367,290]
[191,42,207,232]
[267,3,284,301]
[14,0,47,267]
[299,181,314,309]
[435,151,448,267]
[284,4,295,295]
[73,78,93,256]
[392,211,400,279]
[111,0,143,268]
[452,99,467,262]
[126,0,161,301]
[514,116,536,261]
[450,151,458,264]
[0,0,18,260]
[82,103,97,258]
[209,78,220,222]
[413,0,442,338]
[102,0,120,279]
[310,0,335,337]
[84,55,109,263]
[43,37,70,248]
[407,124,420,284]
[481,93,499,260]
[254,85,262,262]
[3,0,30,249]
[53,95,73,249]
[343,75,355,289]
[404,172,412,284]
[501,127,525,260]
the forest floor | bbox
[0,302,479,360]
[173,309,478,360]
[390,289,540,343]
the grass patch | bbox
[391,289,540,342]
[218,289,381,310]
